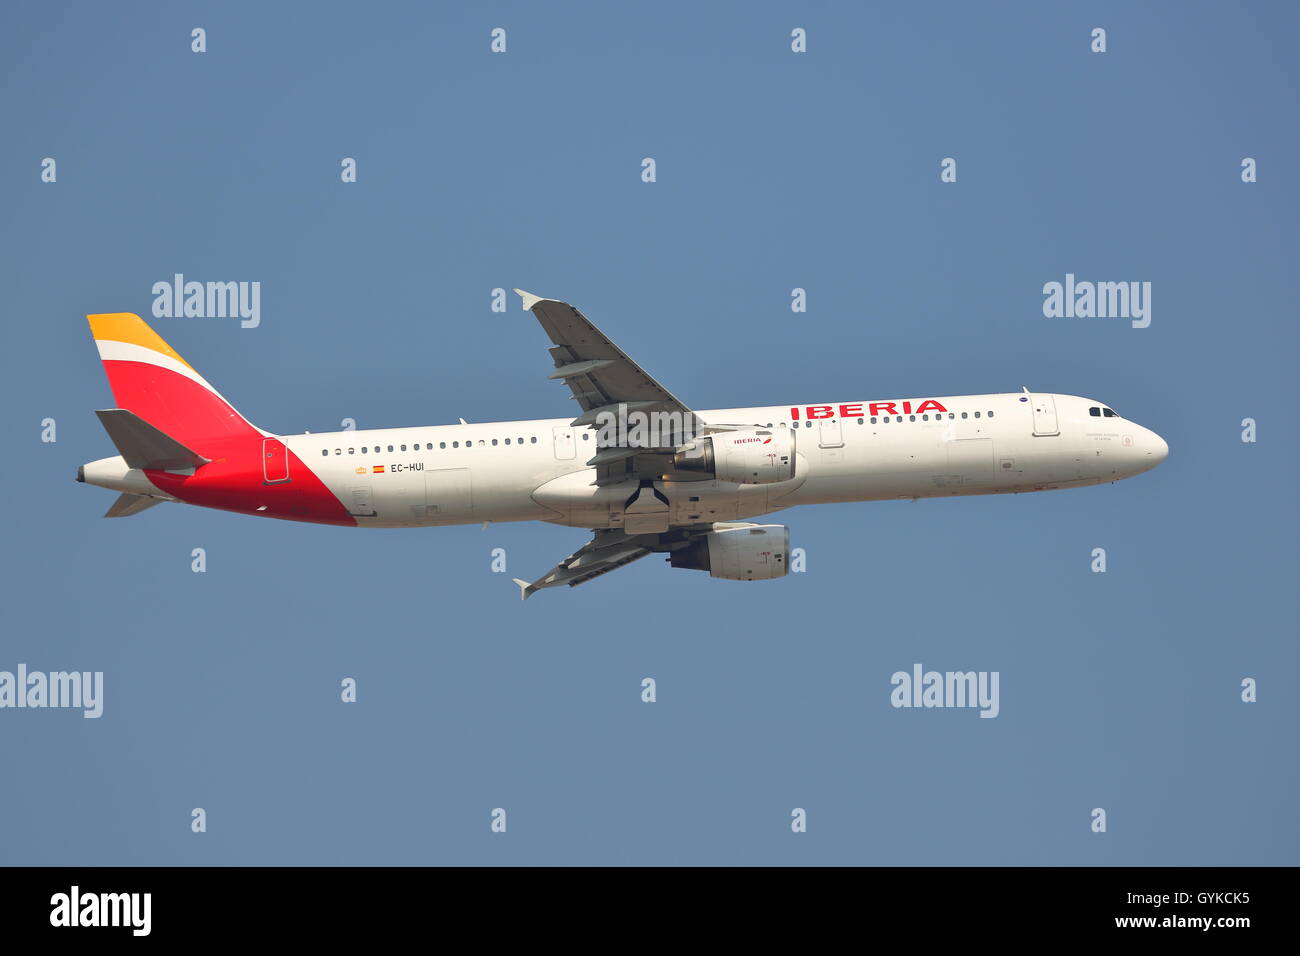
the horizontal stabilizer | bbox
[94,409,211,471]
[104,492,164,518]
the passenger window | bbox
[347,448,355,454]
[974,412,980,418]
[491,439,498,446]
[452,441,459,448]
[440,442,446,449]
[334,448,341,455]
[922,414,928,421]
[320,449,327,456]
[857,417,864,424]
[505,438,511,445]
[387,445,394,452]
[987,411,994,418]
[961,412,967,419]
[581,433,589,440]
[909,415,915,421]
[531,437,538,443]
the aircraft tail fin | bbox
[86,313,261,449]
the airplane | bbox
[78,290,1168,598]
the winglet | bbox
[513,289,546,311]
[511,577,534,601]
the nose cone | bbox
[1140,429,1168,472]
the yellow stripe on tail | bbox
[87,313,194,370]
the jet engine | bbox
[669,523,790,581]
[671,429,795,485]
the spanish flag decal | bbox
[372,465,385,474]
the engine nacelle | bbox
[671,429,795,485]
[669,523,790,581]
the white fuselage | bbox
[284,392,1168,530]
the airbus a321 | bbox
[78,290,1168,597]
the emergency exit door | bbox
[552,425,576,460]
[818,418,844,448]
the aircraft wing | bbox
[512,530,654,599]
[516,289,703,485]
[512,528,705,599]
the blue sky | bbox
[1,0,1296,865]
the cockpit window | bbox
[1103,408,1118,418]
[1089,407,1101,417]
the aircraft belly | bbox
[532,466,806,529]
[531,469,624,528]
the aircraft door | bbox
[552,425,576,460]
[1030,394,1060,436]
[262,438,290,483]
[818,417,845,464]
